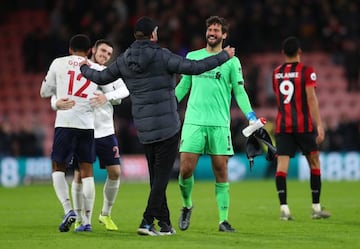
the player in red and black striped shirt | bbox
[272,37,330,220]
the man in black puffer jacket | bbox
[80,16,235,236]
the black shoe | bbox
[219,221,235,232]
[178,206,193,231]
[159,222,176,235]
[137,219,159,236]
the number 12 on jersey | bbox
[67,70,91,98]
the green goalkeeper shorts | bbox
[179,124,234,155]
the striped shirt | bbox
[272,62,317,133]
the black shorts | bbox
[68,134,121,170]
[95,134,121,169]
[52,127,96,164]
[275,132,318,157]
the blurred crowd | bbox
[0,0,359,156]
[16,0,360,72]
[0,115,45,157]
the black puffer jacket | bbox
[81,40,230,144]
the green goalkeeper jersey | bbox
[176,48,253,127]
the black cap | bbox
[134,16,157,36]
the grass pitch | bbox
[0,180,359,249]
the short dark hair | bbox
[206,16,229,34]
[69,34,91,52]
[134,16,157,39]
[282,36,301,57]
[94,39,114,49]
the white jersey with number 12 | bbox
[41,55,101,129]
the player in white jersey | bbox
[40,34,99,232]
[51,40,129,231]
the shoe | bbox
[74,221,82,231]
[159,222,176,235]
[219,221,235,232]
[137,219,159,236]
[58,210,76,232]
[312,208,331,219]
[280,205,294,221]
[99,214,118,231]
[75,224,92,232]
[178,206,193,231]
[280,211,294,221]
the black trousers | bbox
[143,132,180,226]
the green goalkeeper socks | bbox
[215,182,230,223]
[179,177,230,222]
[178,175,194,208]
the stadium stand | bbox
[0,9,54,156]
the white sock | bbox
[82,177,95,225]
[101,178,120,216]
[280,204,290,214]
[312,203,321,212]
[71,181,83,222]
[52,171,72,214]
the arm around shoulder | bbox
[167,48,232,75]
[80,59,123,86]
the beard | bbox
[206,36,222,48]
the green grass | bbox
[1,180,359,249]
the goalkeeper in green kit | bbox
[175,16,257,232]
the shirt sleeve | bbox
[50,95,58,110]
[165,49,230,75]
[102,78,129,105]
[40,60,57,98]
[175,74,192,102]
[233,85,254,116]
[305,66,317,88]
[80,58,123,86]
[231,58,254,116]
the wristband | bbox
[246,111,257,121]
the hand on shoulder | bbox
[223,45,235,58]
[79,58,90,67]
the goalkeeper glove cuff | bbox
[246,111,257,122]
